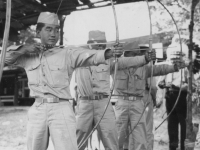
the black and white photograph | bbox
[0,0,200,150]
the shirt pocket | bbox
[49,65,69,87]
[95,66,109,81]
[26,63,40,85]
[132,74,146,91]
[115,73,128,90]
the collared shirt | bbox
[5,45,107,99]
[75,56,147,96]
[165,69,187,88]
[146,77,157,102]
[114,64,176,97]
[161,61,188,90]
[165,68,197,92]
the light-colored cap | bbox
[37,12,59,26]
[87,30,107,43]
[123,43,149,52]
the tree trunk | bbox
[14,74,18,106]
[59,15,66,46]
[185,1,200,150]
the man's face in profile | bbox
[124,51,140,57]
[38,23,60,46]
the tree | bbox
[150,0,200,40]
[17,25,38,45]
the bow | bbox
[125,0,154,138]
[0,0,11,82]
[127,0,184,135]
[77,0,120,149]
[155,0,183,130]
[185,1,200,148]
[110,0,120,96]
[56,0,64,14]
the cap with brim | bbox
[122,42,140,53]
[87,40,107,44]
[123,43,149,52]
[123,42,140,56]
[87,30,107,44]
[37,12,59,26]
[139,44,149,51]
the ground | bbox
[0,106,200,150]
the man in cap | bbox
[113,43,188,150]
[75,30,156,150]
[158,35,195,150]
[139,45,158,150]
[4,12,124,150]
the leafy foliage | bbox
[17,26,38,45]
[150,0,200,40]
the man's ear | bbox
[88,44,92,49]
[36,30,41,38]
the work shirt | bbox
[114,64,176,97]
[75,56,147,96]
[165,68,198,92]
[160,61,189,91]
[146,77,157,104]
[5,45,107,99]
[165,69,187,88]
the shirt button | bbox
[44,84,46,86]
[43,74,45,76]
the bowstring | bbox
[155,0,183,131]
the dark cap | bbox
[87,30,107,44]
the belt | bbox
[167,90,187,94]
[35,97,69,103]
[80,95,109,100]
[115,95,142,101]
[168,88,179,92]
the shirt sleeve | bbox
[68,47,106,69]
[109,55,147,73]
[5,45,26,67]
[147,77,158,102]
[146,64,176,78]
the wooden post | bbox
[185,1,200,150]
[59,15,66,46]
[14,73,18,106]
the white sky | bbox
[66,2,158,97]
[64,2,152,45]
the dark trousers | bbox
[165,91,187,150]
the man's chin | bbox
[46,42,56,46]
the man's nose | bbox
[50,30,56,36]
